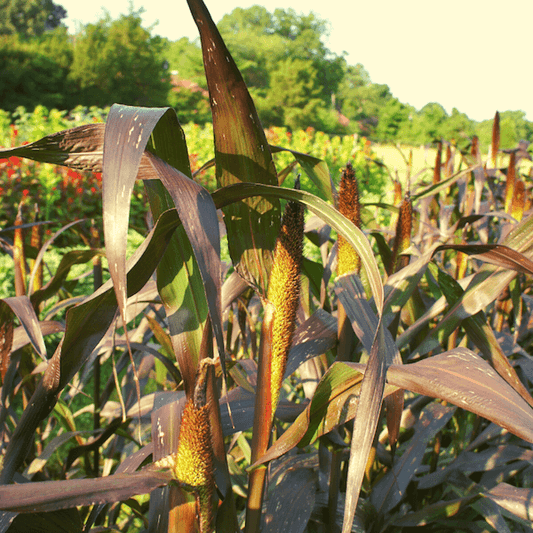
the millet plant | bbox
[1,1,533,532]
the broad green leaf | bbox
[145,152,224,391]
[187,0,281,296]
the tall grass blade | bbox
[187,0,281,295]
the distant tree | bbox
[167,83,211,125]
[337,64,393,135]
[0,0,67,38]
[440,108,475,147]
[69,9,169,108]
[164,37,205,87]
[375,98,410,142]
[419,102,448,141]
[217,6,344,131]
[0,33,70,111]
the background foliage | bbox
[2,0,533,147]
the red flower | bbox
[7,168,15,178]
[8,156,21,167]
[76,187,83,195]
[22,189,29,197]
[90,186,97,194]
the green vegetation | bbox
[2,0,533,147]
[1,1,533,533]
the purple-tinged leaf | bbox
[0,124,105,172]
[370,402,456,514]
[187,0,281,296]
[418,444,533,490]
[0,297,45,359]
[102,104,170,324]
[285,309,337,377]
[384,348,533,443]
[341,321,389,533]
[0,469,173,513]
[487,482,533,521]
[12,321,63,353]
[0,209,183,484]
[391,494,480,527]
[30,249,101,310]
[263,465,316,533]
[436,243,533,276]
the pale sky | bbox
[59,0,533,123]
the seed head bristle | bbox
[504,151,516,214]
[337,163,361,276]
[491,111,500,168]
[267,188,304,414]
[433,142,442,185]
[174,358,216,532]
[389,192,412,275]
[511,179,525,222]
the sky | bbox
[58,0,533,123]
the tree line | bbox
[2,0,532,150]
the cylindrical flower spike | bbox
[471,136,480,160]
[388,192,412,276]
[173,358,216,533]
[13,202,26,297]
[433,142,442,185]
[337,163,361,276]
[267,179,305,416]
[30,204,43,295]
[511,179,525,222]
[491,111,500,168]
[504,152,516,214]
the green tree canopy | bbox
[164,37,205,86]
[69,9,169,108]
[216,6,345,131]
[0,31,71,111]
[337,64,393,135]
[0,0,66,38]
